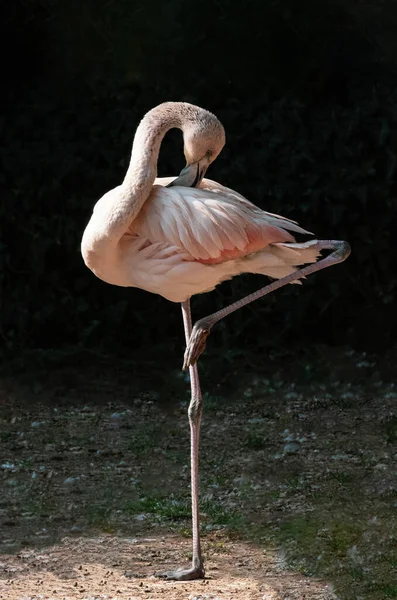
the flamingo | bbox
[81,102,350,580]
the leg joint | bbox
[317,240,351,262]
[188,396,203,423]
[334,240,351,261]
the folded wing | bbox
[132,179,312,264]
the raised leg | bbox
[157,299,205,581]
[183,240,351,369]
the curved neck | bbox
[82,102,211,277]
[105,104,185,237]
[122,104,183,198]
[91,101,213,253]
[96,102,182,243]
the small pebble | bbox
[63,476,81,485]
[283,442,300,454]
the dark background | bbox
[1,0,397,362]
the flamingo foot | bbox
[156,564,205,581]
[183,320,211,370]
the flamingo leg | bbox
[157,299,205,581]
[183,239,351,370]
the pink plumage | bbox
[84,175,319,302]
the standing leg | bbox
[158,299,205,581]
[183,240,351,369]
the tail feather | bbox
[241,239,321,283]
[270,240,320,265]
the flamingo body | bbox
[82,176,319,303]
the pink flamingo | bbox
[81,102,350,580]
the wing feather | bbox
[131,179,312,263]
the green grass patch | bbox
[125,492,244,530]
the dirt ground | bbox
[0,533,334,599]
[0,346,396,599]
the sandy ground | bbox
[0,533,335,599]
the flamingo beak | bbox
[167,159,208,188]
